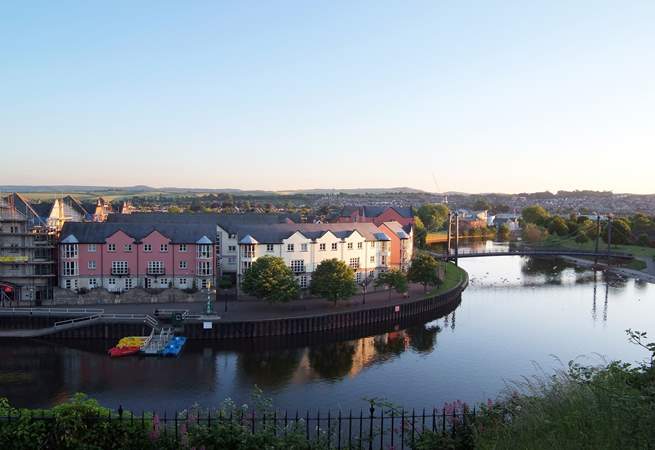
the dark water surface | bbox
[1,242,653,413]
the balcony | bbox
[110,269,130,277]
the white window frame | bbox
[124,244,133,252]
[148,261,164,275]
[319,243,326,251]
[160,244,169,253]
[179,244,187,252]
[179,260,188,269]
[63,261,78,276]
[108,278,116,286]
[197,260,212,276]
[349,257,360,269]
[125,278,133,289]
[228,245,237,253]
[290,260,305,273]
[299,275,308,289]
[357,242,363,249]
[266,244,274,252]
[88,260,96,270]
[64,244,78,258]
[88,244,97,253]
[107,243,116,252]
[287,243,294,252]
[143,243,152,252]
[89,278,97,289]
[347,242,353,250]
[197,245,211,259]
[111,261,129,275]
[300,243,308,252]
[331,242,338,251]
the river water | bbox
[1,241,653,413]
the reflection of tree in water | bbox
[521,257,567,284]
[237,349,303,389]
[405,323,442,354]
[308,341,356,380]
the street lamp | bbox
[205,282,214,315]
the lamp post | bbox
[205,283,214,315]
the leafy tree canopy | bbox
[310,259,358,304]
[522,205,549,226]
[407,254,440,292]
[241,256,299,303]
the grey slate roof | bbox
[59,222,217,244]
[106,212,295,232]
[229,222,388,244]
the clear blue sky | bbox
[2,1,653,193]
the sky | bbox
[1,1,654,194]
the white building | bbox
[231,222,395,288]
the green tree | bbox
[575,231,590,243]
[375,269,408,300]
[472,198,491,211]
[413,216,427,248]
[522,205,549,225]
[241,256,299,303]
[407,254,440,293]
[522,223,549,243]
[310,259,358,304]
[167,205,182,213]
[548,216,569,236]
[417,204,449,231]
[498,224,511,241]
[602,218,632,245]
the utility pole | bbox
[446,212,452,258]
[455,212,459,266]
[594,215,601,267]
[607,214,613,261]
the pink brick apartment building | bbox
[58,222,216,292]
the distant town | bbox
[2,186,654,306]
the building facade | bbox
[58,222,217,292]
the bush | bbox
[575,231,589,243]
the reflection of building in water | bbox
[347,337,378,377]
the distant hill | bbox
[0,185,428,196]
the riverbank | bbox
[0,264,469,340]
[560,255,655,283]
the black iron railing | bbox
[0,405,485,449]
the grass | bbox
[624,259,648,271]
[541,234,655,258]
[429,262,467,296]
[426,231,448,244]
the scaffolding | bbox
[0,194,56,304]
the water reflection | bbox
[1,242,652,412]
[237,349,303,389]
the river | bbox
[1,241,653,413]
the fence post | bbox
[337,410,342,450]
[432,407,436,432]
[442,407,446,435]
[175,411,178,442]
[368,405,374,450]
[327,410,331,448]
[348,409,353,450]
[379,408,384,450]
[306,410,310,442]
[251,410,255,434]
[390,410,395,449]
[411,409,415,448]
[359,409,363,450]
[317,409,321,445]
[400,409,405,450]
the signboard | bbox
[394,305,400,313]
[203,321,213,330]
[0,256,28,263]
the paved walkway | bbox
[50,283,448,322]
